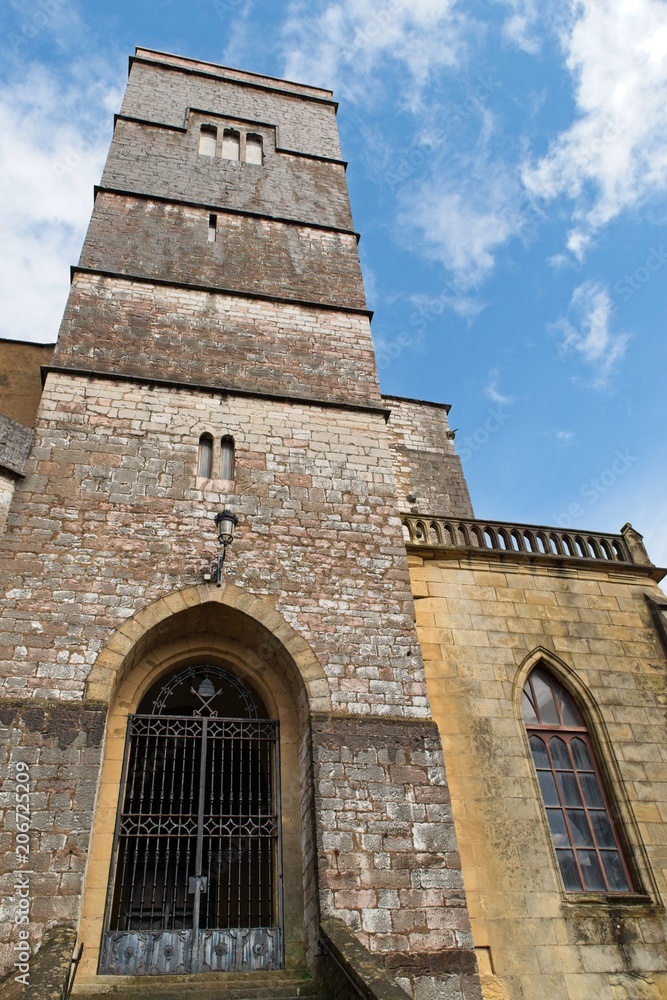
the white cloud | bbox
[569,464,667,576]
[552,280,629,387]
[280,0,465,105]
[522,0,667,258]
[217,0,258,68]
[280,0,530,300]
[409,288,486,324]
[398,170,521,289]
[485,369,514,405]
[555,430,575,446]
[625,495,667,573]
[0,65,120,343]
[496,0,542,53]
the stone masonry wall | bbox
[410,552,667,1000]
[102,117,353,231]
[0,416,33,479]
[53,276,379,407]
[0,703,105,971]
[135,48,333,100]
[312,714,481,1000]
[0,51,482,998]
[120,57,342,160]
[384,396,474,518]
[0,374,485,990]
[79,192,366,309]
[0,416,35,538]
[0,472,16,538]
[0,373,420,712]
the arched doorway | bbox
[99,663,283,975]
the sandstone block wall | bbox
[0,341,54,429]
[384,396,474,518]
[410,552,667,1000]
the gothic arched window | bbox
[523,666,633,893]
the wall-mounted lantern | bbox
[203,510,239,587]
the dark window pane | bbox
[523,691,539,725]
[557,850,581,890]
[538,770,560,806]
[547,809,570,848]
[601,852,630,892]
[590,810,616,849]
[567,810,594,847]
[549,737,571,770]
[530,735,549,768]
[558,688,584,727]
[571,738,593,771]
[557,772,583,807]
[532,671,559,725]
[580,772,605,808]
[578,850,606,890]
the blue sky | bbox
[1,0,666,566]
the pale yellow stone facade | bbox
[410,551,667,1000]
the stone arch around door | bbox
[85,582,331,719]
[77,584,328,984]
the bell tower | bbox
[53,48,378,406]
[0,49,481,999]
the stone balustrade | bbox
[401,514,654,567]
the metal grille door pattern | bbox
[100,669,282,975]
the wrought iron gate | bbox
[100,700,282,975]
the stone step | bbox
[72,970,319,1000]
[75,992,318,1000]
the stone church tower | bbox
[1,48,667,1000]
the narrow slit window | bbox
[198,125,217,157]
[221,435,235,481]
[208,214,217,243]
[523,666,633,893]
[198,434,213,479]
[222,129,240,161]
[245,134,263,165]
